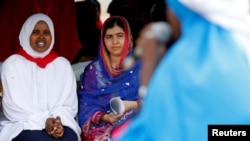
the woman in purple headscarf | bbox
[77,16,142,141]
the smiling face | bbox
[29,20,52,53]
[104,25,125,57]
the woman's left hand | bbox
[45,116,64,138]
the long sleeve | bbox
[1,55,81,140]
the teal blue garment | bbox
[118,0,250,141]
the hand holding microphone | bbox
[123,22,172,98]
[123,21,172,71]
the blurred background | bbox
[75,0,112,22]
[0,0,167,64]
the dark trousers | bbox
[12,126,77,141]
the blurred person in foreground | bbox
[118,0,250,140]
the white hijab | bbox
[19,13,55,58]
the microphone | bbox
[123,21,172,71]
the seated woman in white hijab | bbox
[118,0,250,141]
[0,13,81,141]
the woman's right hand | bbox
[101,113,123,124]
